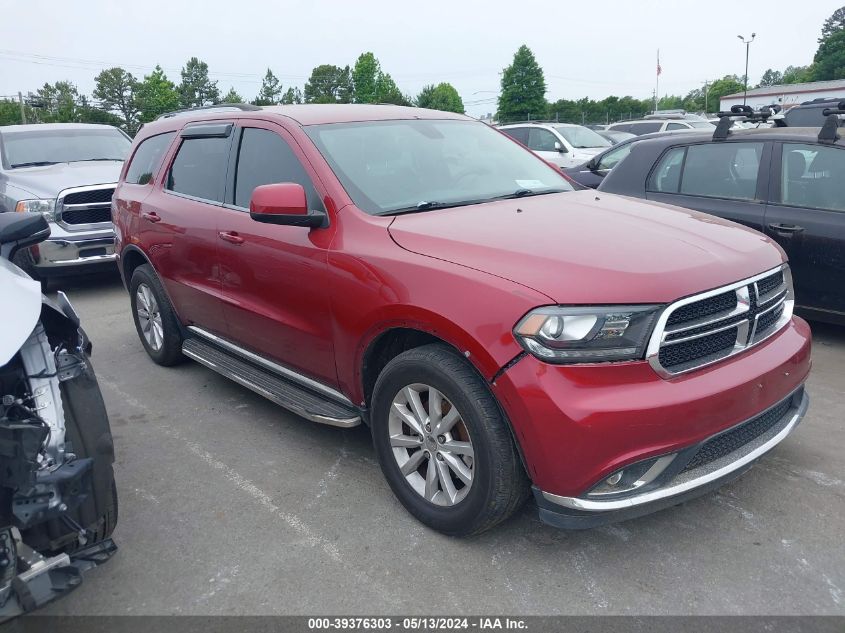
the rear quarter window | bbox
[125,132,176,185]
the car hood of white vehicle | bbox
[0,258,43,366]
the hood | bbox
[6,161,123,199]
[570,147,604,158]
[388,190,784,305]
[0,257,42,365]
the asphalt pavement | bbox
[41,272,845,615]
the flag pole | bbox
[655,49,660,112]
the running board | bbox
[182,338,361,428]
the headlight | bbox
[15,199,57,219]
[513,305,662,363]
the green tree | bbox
[782,65,813,84]
[0,99,38,125]
[33,81,81,122]
[758,69,784,87]
[416,83,464,113]
[820,6,845,41]
[813,29,845,80]
[352,52,380,103]
[707,75,745,109]
[93,67,140,133]
[280,86,303,104]
[135,65,181,122]
[304,65,352,103]
[253,69,281,105]
[374,72,410,105]
[178,57,220,108]
[221,87,245,103]
[497,45,547,122]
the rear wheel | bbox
[371,344,528,536]
[130,264,184,366]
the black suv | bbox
[785,98,845,128]
[598,114,845,325]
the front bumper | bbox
[491,316,812,525]
[535,387,808,528]
[32,223,116,274]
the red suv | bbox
[113,104,811,535]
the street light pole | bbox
[737,33,756,106]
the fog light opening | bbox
[606,472,623,486]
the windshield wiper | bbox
[491,188,567,201]
[10,161,61,168]
[71,158,124,162]
[380,200,454,216]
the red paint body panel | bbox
[114,104,813,503]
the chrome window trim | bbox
[188,326,353,406]
[646,264,793,378]
[542,388,808,512]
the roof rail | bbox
[818,101,845,143]
[155,103,261,120]
[712,104,774,141]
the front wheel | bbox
[371,344,529,536]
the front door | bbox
[217,122,338,387]
[764,141,845,316]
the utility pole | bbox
[703,80,710,114]
[18,92,26,124]
[737,33,756,106]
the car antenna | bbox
[818,101,845,144]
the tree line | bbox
[0,52,465,134]
[497,6,845,124]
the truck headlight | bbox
[15,199,57,220]
[514,305,662,363]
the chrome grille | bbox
[57,184,116,230]
[647,265,794,377]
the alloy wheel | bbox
[388,383,475,506]
[135,283,164,351]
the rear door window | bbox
[233,128,324,211]
[501,127,529,144]
[166,136,231,202]
[666,122,687,131]
[125,132,176,185]
[781,143,845,212]
[630,122,664,135]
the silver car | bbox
[0,123,131,285]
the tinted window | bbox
[630,122,664,135]
[125,132,175,185]
[501,127,529,144]
[234,128,323,210]
[681,143,763,200]
[781,143,845,212]
[649,147,685,192]
[666,122,687,131]
[597,144,633,171]
[166,137,230,202]
[528,128,559,151]
[610,124,632,133]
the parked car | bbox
[0,212,117,618]
[599,119,845,324]
[784,98,845,127]
[0,123,132,287]
[596,129,636,145]
[498,122,611,168]
[609,113,715,135]
[114,104,810,535]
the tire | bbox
[371,344,529,536]
[22,359,118,555]
[130,264,184,366]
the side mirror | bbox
[249,183,326,228]
[554,141,567,153]
[0,212,51,261]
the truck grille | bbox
[648,266,793,377]
[57,185,115,229]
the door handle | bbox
[768,223,805,236]
[218,231,244,245]
[141,211,161,223]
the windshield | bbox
[553,125,611,148]
[2,127,130,168]
[305,119,573,215]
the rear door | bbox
[217,121,338,386]
[764,141,845,315]
[645,140,772,231]
[528,127,572,167]
[140,122,234,335]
